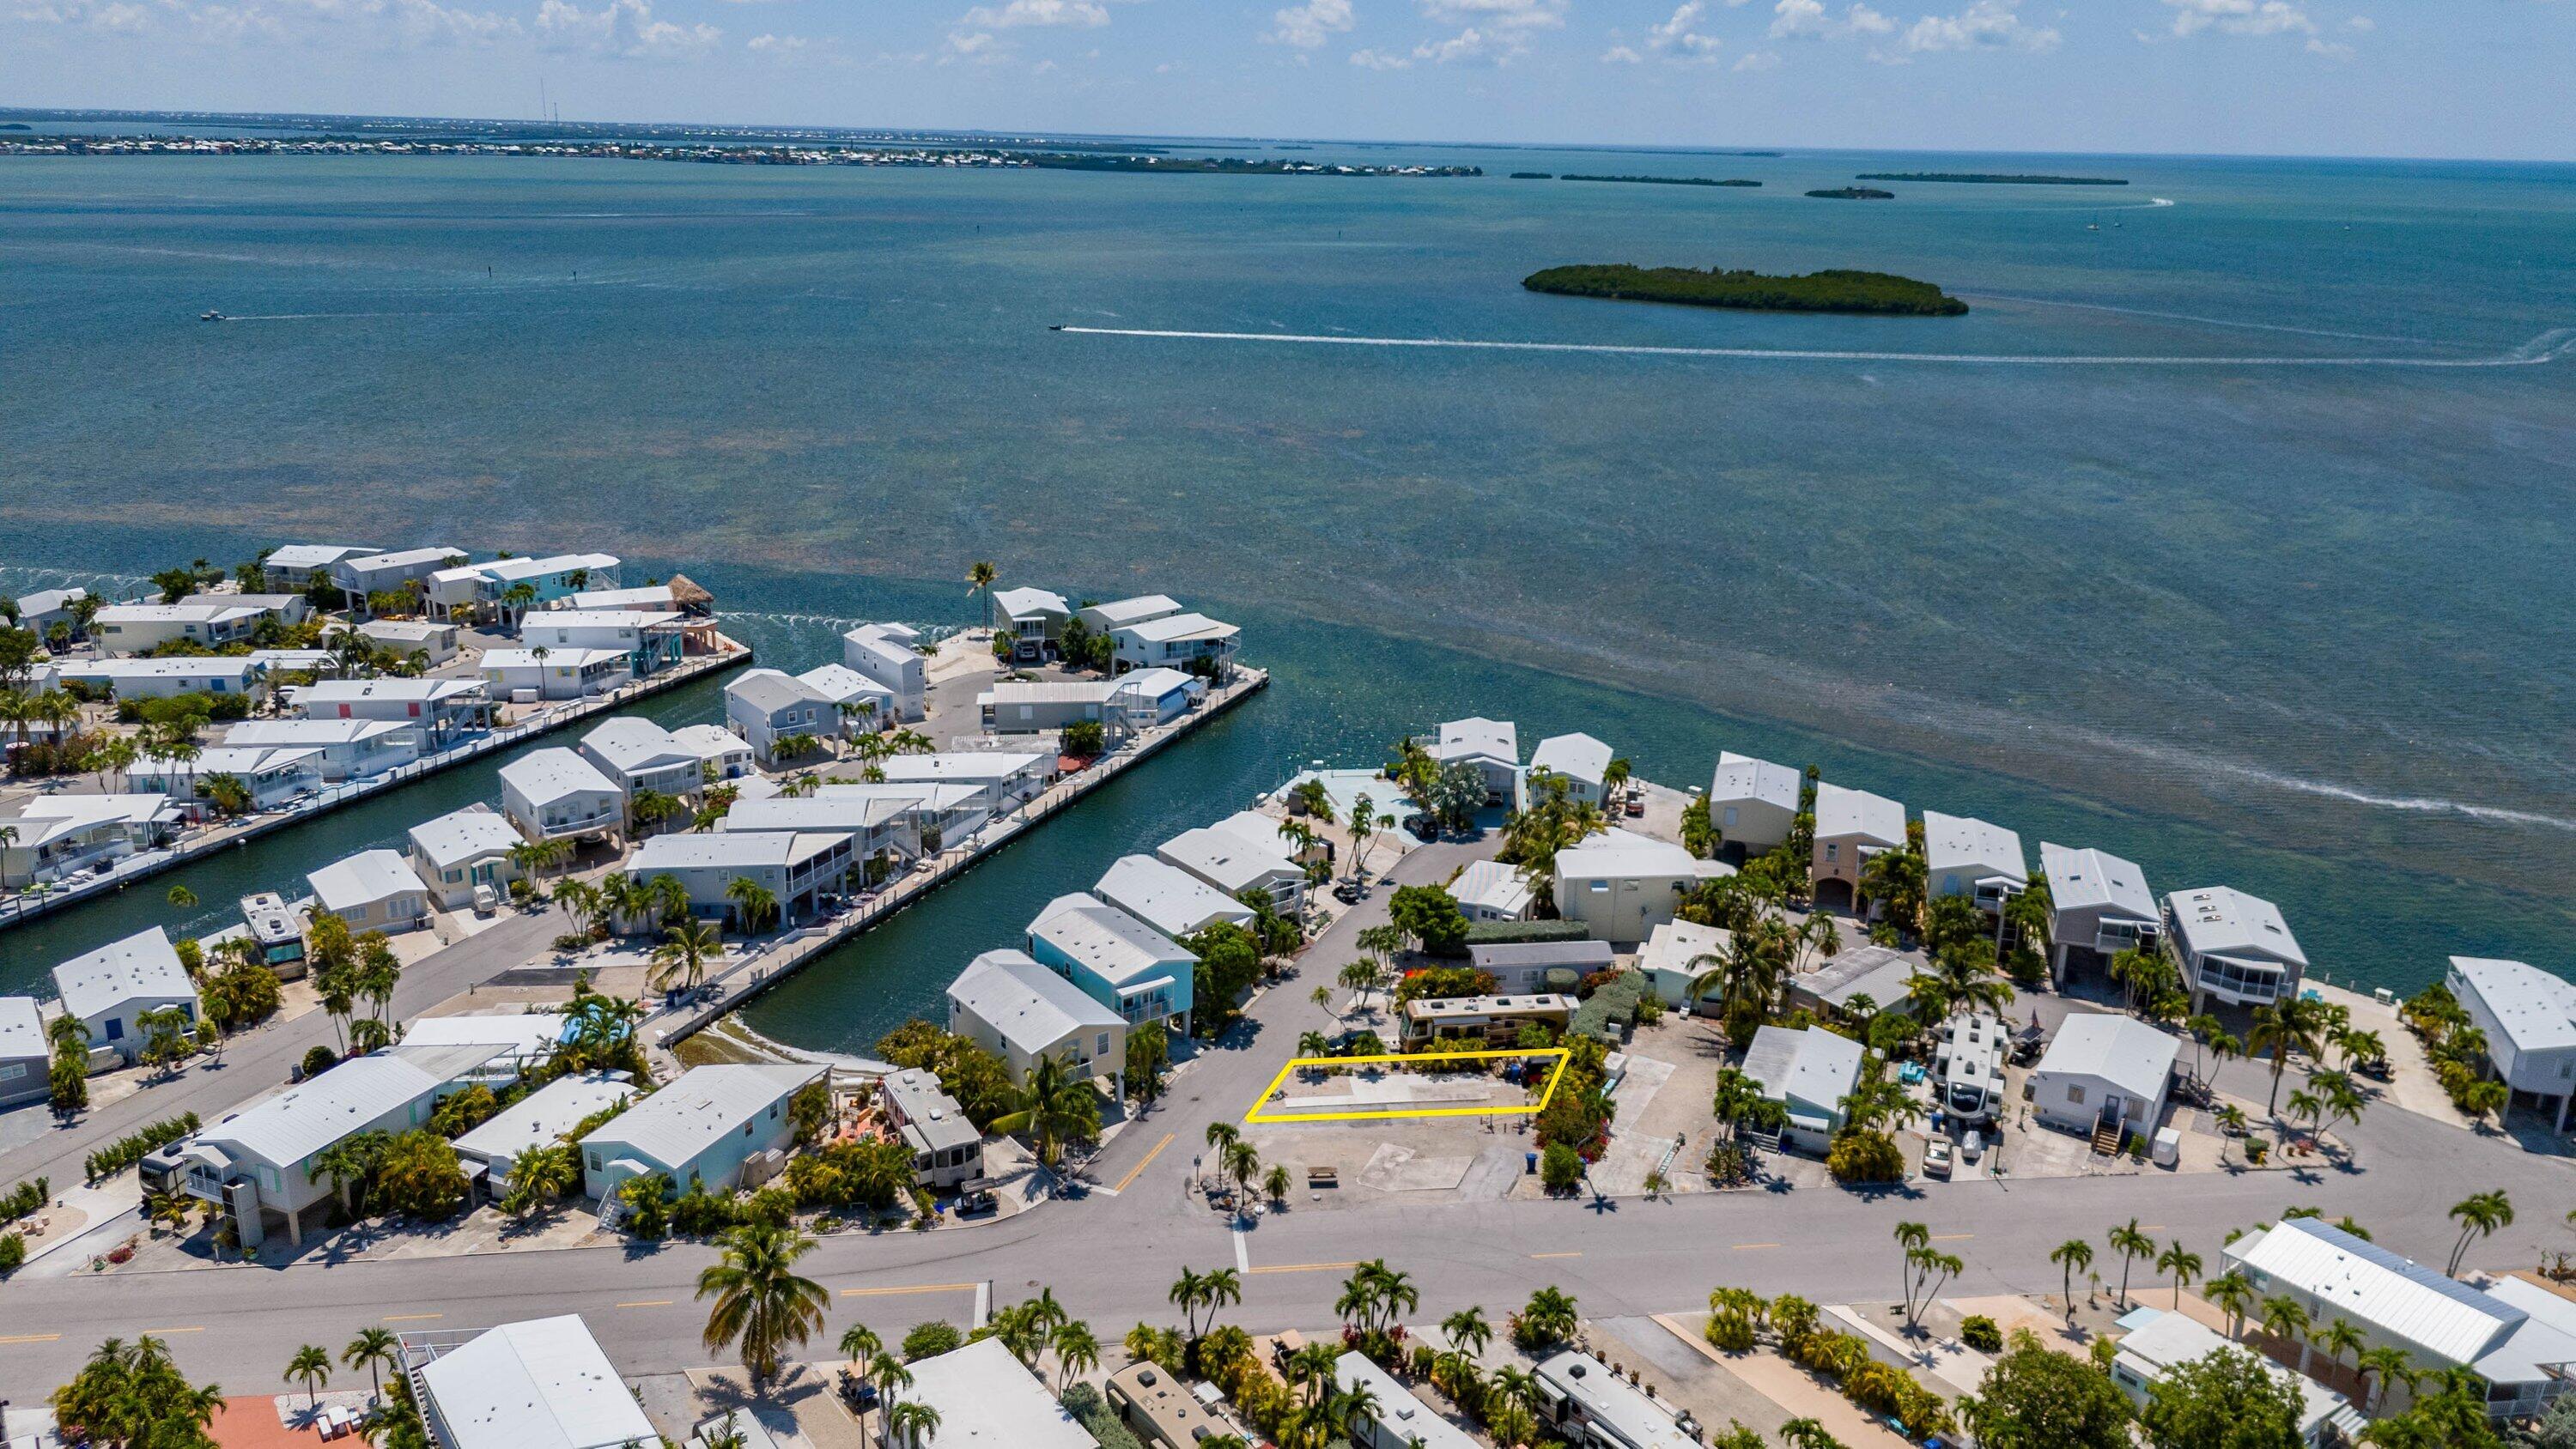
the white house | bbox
[1157,825,1303,915]
[1091,854,1255,942]
[720,796,917,874]
[841,623,927,721]
[519,610,685,677]
[1552,828,1728,944]
[1110,611,1239,676]
[411,1314,659,1449]
[52,929,199,1063]
[453,1072,632,1201]
[307,848,430,934]
[2165,886,2309,1010]
[499,748,625,845]
[1335,1350,1481,1449]
[623,829,853,927]
[222,718,421,780]
[1528,731,1615,807]
[900,1337,1099,1449]
[1,996,51,1109]
[992,585,1072,662]
[1107,667,1204,730]
[480,646,629,701]
[90,602,272,655]
[2446,956,2576,1134]
[1709,751,1802,859]
[1741,1024,1866,1153]
[1787,943,1918,1021]
[2223,1216,2576,1422]
[56,656,261,701]
[2038,842,2162,987]
[355,617,459,664]
[946,949,1127,1099]
[560,584,677,613]
[131,746,325,812]
[1076,595,1183,634]
[721,668,835,767]
[1449,860,1535,922]
[14,585,89,639]
[0,793,180,889]
[1922,810,2028,913]
[1467,939,1613,995]
[876,752,1051,815]
[332,546,463,609]
[399,1011,570,1081]
[805,782,990,857]
[878,1066,983,1190]
[294,677,489,744]
[579,1062,823,1199]
[793,663,896,734]
[578,716,742,806]
[432,553,621,615]
[2110,1308,2366,1447]
[1027,892,1197,1032]
[2029,1012,2180,1140]
[261,544,375,592]
[174,1042,501,1246]
[979,680,1114,737]
[1811,782,1906,916]
[1427,717,1519,807]
[1637,918,1729,1009]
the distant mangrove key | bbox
[1520,264,1968,316]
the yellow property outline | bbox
[1242,1046,1571,1125]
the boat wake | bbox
[1055,324,2576,369]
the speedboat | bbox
[201,310,224,321]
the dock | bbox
[0,641,753,935]
[647,664,1271,1063]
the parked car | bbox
[1962,1128,1985,1161]
[1332,881,1364,905]
[1923,1137,1953,1179]
[471,882,499,916]
[837,1371,879,1413]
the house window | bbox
[1825,843,1839,863]
[1097,1033,1110,1057]
[1722,807,1739,828]
[2066,1085,2086,1105]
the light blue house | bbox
[578,1063,823,1201]
[1025,891,1196,1035]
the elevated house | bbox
[1922,810,2028,916]
[307,847,430,935]
[293,677,489,745]
[429,553,622,616]
[876,751,1051,815]
[1076,595,1183,634]
[720,668,835,767]
[623,829,853,928]
[720,796,916,876]
[15,586,91,640]
[2029,1012,2180,1143]
[499,748,625,846]
[332,546,463,609]
[992,586,1073,662]
[1741,1023,1865,1153]
[559,583,677,613]
[2038,842,2162,988]
[2445,956,2576,1134]
[579,1062,824,1200]
[793,663,897,735]
[1110,611,1239,677]
[222,718,421,780]
[946,949,1128,1099]
[1108,667,1205,730]
[841,622,927,721]
[131,745,324,812]
[1552,828,1727,944]
[1810,782,1906,916]
[1157,825,1303,916]
[1027,892,1196,1034]
[804,781,988,858]
[1708,751,1802,860]
[2165,886,2309,1011]
[399,1011,571,1082]
[0,793,180,888]
[579,715,748,811]
[1426,717,1520,808]
[519,610,686,678]
[479,646,629,701]
[878,1066,983,1190]
[1091,853,1255,942]
[1528,731,1616,808]
[408,1314,659,1449]
[260,544,375,592]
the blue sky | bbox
[4,0,2571,160]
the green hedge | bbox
[1059,1384,1145,1449]
[1462,919,1594,947]
[1571,973,1649,1041]
[1,1177,49,1228]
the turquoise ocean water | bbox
[3,140,2573,1050]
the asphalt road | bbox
[4,844,2571,1399]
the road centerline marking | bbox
[1732,1242,1780,1252]
[143,1326,206,1335]
[615,1300,672,1309]
[1113,1133,1176,1196]
[0,1333,63,1346]
[1530,1251,1583,1259]
[840,1282,978,1299]
[382,1313,444,1322]
[1246,1260,1362,1276]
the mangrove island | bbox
[1558,173,1761,187]
[1522,264,1968,316]
[1807,186,1896,200]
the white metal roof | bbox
[51,927,193,1021]
[562,585,675,612]
[264,543,375,571]
[402,1011,568,1065]
[981,680,1115,707]
[480,552,619,583]
[0,996,46,1062]
[138,745,322,780]
[580,716,695,774]
[1711,751,1801,811]
[2476,1276,2576,1388]
[58,657,258,682]
[2448,957,2576,1056]
[453,1071,633,1167]
[992,586,1072,621]
[2166,886,2309,968]
[342,546,459,573]
[579,1064,822,1174]
[1529,732,1614,788]
[725,667,829,716]
[501,749,621,807]
[1157,826,1297,894]
[2034,1012,2180,1106]
[1922,810,2028,885]
[95,602,265,626]
[199,1045,503,1168]
[901,1337,1099,1448]
[1119,610,1236,645]
[355,619,451,644]
[297,676,483,705]
[526,609,682,632]
[483,647,625,670]
[1433,716,1516,764]
[1109,667,1199,703]
[409,805,523,870]
[1638,918,1729,978]
[416,1314,658,1449]
[722,797,910,834]
[1813,782,1905,845]
[882,1067,980,1155]
[671,724,748,761]
[1092,854,1254,940]
[225,718,414,749]
[1533,1351,1698,1449]
[2038,841,2159,923]
[1028,894,1195,989]
[629,832,800,872]
[1207,809,1303,858]
[1795,944,1920,1012]
[1450,860,1536,918]
[1741,1024,1864,1113]
[795,663,894,706]
[2230,1218,2524,1365]
[1334,1351,1481,1449]
[2115,1308,2359,1435]
[1083,595,1183,627]
[1556,828,1701,879]
[878,752,1046,785]
[948,949,1123,1058]
[308,848,422,913]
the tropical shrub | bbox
[1960,1314,2003,1352]
[1826,1128,1905,1185]
[84,1113,200,1184]
[902,1320,963,1361]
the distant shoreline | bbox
[1522,263,1967,315]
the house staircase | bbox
[2090,1110,2124,1157]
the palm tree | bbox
[1263,1162,1291,1209]
[2207,1270,2256,1340]
[1052,1320,1099,1396]
[1780,1422,1838,1449]
[1442,1304,1492,1361]
[696,1222,829,1385]
[884,1398,942,1447]
[286,1343,332,1414]
[2313,1316,2366,1382]
[839,1323,883,1381]
[167,884,197,910]
[2248,995,2330,1118]
[500,1143,580,1220]
[726,876,780,933]
[2259,1295,2312,1369]
[2050,1239,2094,1323]
[2157,1244,2203,1308]
[1337,959,1380,1011]
[2106,1219,2156,1307]
[1202,1122,1238,1191]
[2446,1190,2513,1276]
[1518,1285,1578,1348]
[965,561,999,632]
[2354,1344,2417,1414]
[988,1052,1100,1171]
[1224,1140,1261,1223]
[650,919,725,996]
[342,1327,398,1404]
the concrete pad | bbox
[1358,1142,1473,1193]
[1648,1313,1915,1447]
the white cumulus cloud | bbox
[960,0,1106,27]
[1732,45,1779,67]
[1771,0,1893,39]
[1648,0,1723,58]
[1347,42,1411,64]
[2163,0,2314,37]
[1599,40,1641,59]
[1419,0,1563,33]
[537,0,717,56]
[1900,0,2056,52]
[1265,0,1352,46]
